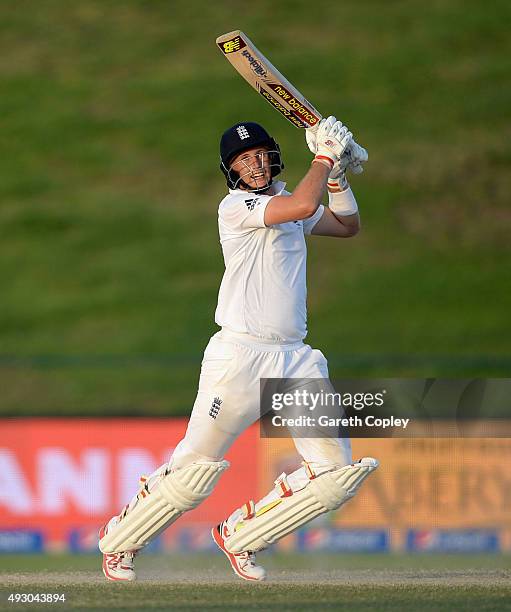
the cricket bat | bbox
[216,30,323,132]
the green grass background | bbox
[0,0,510,415]
[1,554,510,611]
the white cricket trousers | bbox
[171,329,352,470]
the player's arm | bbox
[305,117,367,238]
[264,161,329,226]
[310,181,360,238]
[264,118,352,226]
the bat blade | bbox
[216,30,322,131]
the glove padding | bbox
[306,116,368,177]
[314,117,352,166]
[306,116,336,152]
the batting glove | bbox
[328,141,369,190]
[305,116,336,154]
[314,121,352,169]
[307,117,368,177]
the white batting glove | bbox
[305,116,336,154]
[328,141,369,190]
[306,117,368,177]
[314,121,352,169]
[345,141,369,175]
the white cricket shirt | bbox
[214,181,324,342]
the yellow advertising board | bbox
[258,424,511,549]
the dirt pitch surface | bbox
[1,554,510,611]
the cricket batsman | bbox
[99,116,378,581]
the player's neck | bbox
[240,185,274,195]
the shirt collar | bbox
[229,181,287,196]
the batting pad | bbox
[99,460,229,553]
[224,457,378,553]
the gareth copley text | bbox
[272,414,410,430]
[270,389,410,430]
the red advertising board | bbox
[2,419,510,552]
[0,419,259,549]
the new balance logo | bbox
[244,197,259,211]
[237,125,249,139]
[209,397,223,419]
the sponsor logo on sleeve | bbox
[244,198,260,211]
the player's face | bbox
[231,147,272,190]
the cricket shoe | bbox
[212,522,266,582]
[99,524,137,582]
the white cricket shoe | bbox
[99,524,137,582]
[212,522,266,582]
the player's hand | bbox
[314,119,352,168]
[307,117,368,176]
[305,116,336,154]
[329,141,369,186]
[308,118,350,184]
[345,141,368,175]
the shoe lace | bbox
[106,553,122,569]
[121,551,137,570]
[237,550,257,569]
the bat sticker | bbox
[218,35,247,54]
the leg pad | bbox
[99,460,229,553]
[224,457,378,553]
